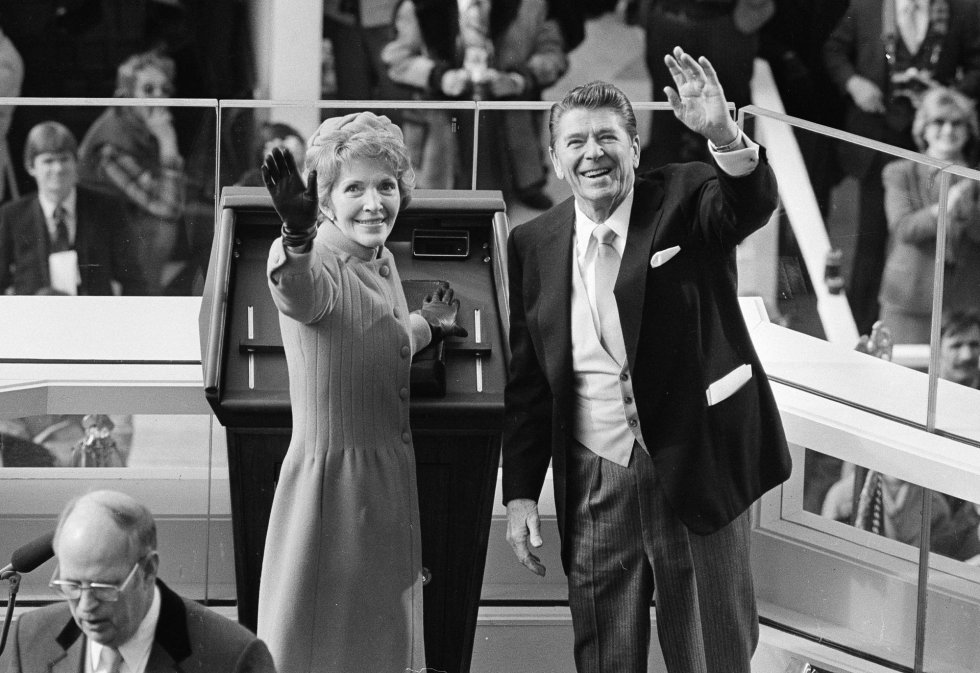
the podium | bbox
[199,187,511,673]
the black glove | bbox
[261,147,319,250]
[417,286,468,342]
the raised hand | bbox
[418,285,468,341]
[662,46,739,147]
[261,147,318,249]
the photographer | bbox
[823,0,980,337]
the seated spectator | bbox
[0,22,24,203]
[879,87,979,345]
[237,121,306,187]
[78,50,185,296]
[410,0,568,207]
[381,0,457,189]
[0,121,145,296]
[0,490,277,673]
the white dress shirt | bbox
[38,189,77,248]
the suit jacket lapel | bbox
[533,198,575,401]
[51,618,84,673]
[30,198,53,288]
[616,177,665,367]
[146,580,192,673]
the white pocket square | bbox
[649,245,681,268]
[705,364,752,406]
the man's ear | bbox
[549,147,564,180]
[631,135,641,169]
[143,551,160,584]
[25,159,37,179]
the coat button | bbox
[401,345,410,358]
[624,396,633,405]
[399,387,409,400]
[402,431,411,443]
[620,373,629,381]
[393,307,400,318]
[628,419,638,428]
[380,265,390,277]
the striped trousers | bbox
[566,439,758,673]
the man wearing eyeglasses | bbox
[1,490,277,673]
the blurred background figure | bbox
[412,0,568,208]
[638,0,774,169]
[323,0,401,103]
[237,121,307,187]
[0,19,23,204]
[879,87,978,345]
[77,50,185,296]
[822,0,980,336]
[0,121,145,297]
[381,0,457,189]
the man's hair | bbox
[54,490,158,560]
[114,51,176,97]
[941,308,980,339]
[23,122,78,169]
[548,81,638,149]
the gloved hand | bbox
[261,147,319,250]
[417,285,468,342]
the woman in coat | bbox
[256,112,465,673]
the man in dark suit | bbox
[822,0,980,335]
[0,121,145,296]
[0,490,276,673]
[503,47,791,672]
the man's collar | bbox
[573,188,635,254]
[37,189,77,220]
[88,585,160,673]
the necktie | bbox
[51,204,70,253]
[898,0,925,54]
[593,224,626,364]
[99,647,123,673]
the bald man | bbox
[1,490,277,673]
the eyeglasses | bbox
[49,557,144,602]
[928,118,968,129]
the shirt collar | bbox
[89,584,161,673]
[573,189,634,259]
[38,189,77,222]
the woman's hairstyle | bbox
[548,80,638,149]
[23,121,78,169]
[54,490,158,561]
[305,112,416,215]
[911,86,979,152]
[114,50,176,97]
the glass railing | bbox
[1,96,979,671]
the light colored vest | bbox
[570,253,646,465]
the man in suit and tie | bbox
[503,46,792,672]
[0,121,146,296]
[0,489,277,673]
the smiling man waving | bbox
[502,46,792,673]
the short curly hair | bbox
[305,125,416,218]
[114,51,176,98]
[911,86,979,153]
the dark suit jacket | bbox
[502,152,792,562]
[1,580,277,673]
[0,185,146,295]
[823,0,980,175]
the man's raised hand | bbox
[662,46,739,148]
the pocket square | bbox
[649,245,681,268]
[705,364,753,406]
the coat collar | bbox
[52,579,192,672]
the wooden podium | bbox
[199,187,510,673]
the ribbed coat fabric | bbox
[257,222,430,673]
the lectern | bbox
[200,187,510,673]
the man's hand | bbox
[417,285,468,341]
[506,498,546,576]
[489,71,526,98]
[846,75,886,114]
[261,147,318,249]
[663,46,739,147]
